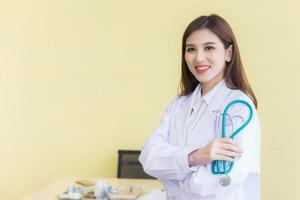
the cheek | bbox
[185,54,193,65]
[185,55,194,72]
[184,54,189,63]
[212,53,226,65]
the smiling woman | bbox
[180,15,257,107]
[139,14,260,200]
[184,28,232,96]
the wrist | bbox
[188,150,198,166]
[188,148,208,166]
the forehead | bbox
[186,28,222,45]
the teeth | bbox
[196,66,209,69]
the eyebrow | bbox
[185,42,217,47]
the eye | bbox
[205,46,214,51]
[186,47,195,52]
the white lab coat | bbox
[139,80,260,200]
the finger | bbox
[217,138,237,145]
[219,143,243,153]
[217,149,242,158]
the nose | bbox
[195,51,206,63]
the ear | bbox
[225,45,233,62]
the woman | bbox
[139,14,260,200]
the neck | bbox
[201,73,224,96]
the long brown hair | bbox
[179,14,257,108]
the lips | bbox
[195,65,210,74]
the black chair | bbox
[117,150,155,179]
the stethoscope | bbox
[211,99,253,187]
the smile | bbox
[195,65,210,74]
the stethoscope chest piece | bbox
[219,174,231,187]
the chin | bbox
[195,76,212,84]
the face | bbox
[185,28,232,89]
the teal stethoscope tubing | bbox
[212,99,253,175]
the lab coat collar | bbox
[186,79,232,113]
[201,79,225,106]
[190,80,224,112]
[207,80,232,112]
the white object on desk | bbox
[58,184,82,200]
[94,180,111,198]
[109,185,144,200]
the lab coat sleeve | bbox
[181,100,260,197]
[139,96,199,180]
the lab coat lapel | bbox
[181,84,201,144]
[186,81,233,142]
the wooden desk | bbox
[21,178,163,200]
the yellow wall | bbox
[0,0,299,199]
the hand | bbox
[188,138,243,166]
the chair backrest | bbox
[117,150,155,179]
